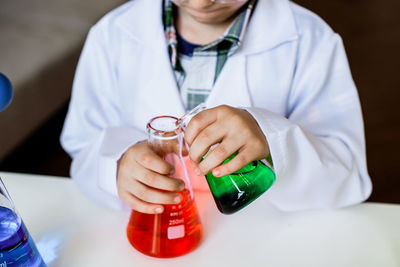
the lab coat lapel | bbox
[242,0,298,53]
[141,47,185,118]
[206,0,298,109]
[117,0,185,118]
[206,55,252,108]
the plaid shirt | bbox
[163,0,256,111]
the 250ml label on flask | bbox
[168,225,184,239]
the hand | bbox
[117,141,185,214]
[184,105,269,177]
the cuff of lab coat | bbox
[98,127,147,199]
[244,107,294,178]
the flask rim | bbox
[147,115,181,140]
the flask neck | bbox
[147,116,187,157]
[146,115,194,198]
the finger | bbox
[189,123,225,163]
[135,148,175,175]
[130,179,182,205]
[119,191,164,214]
[184,108,218,146]
[198,139,242,175]
[211,148,253,177]
[135,168,185,192]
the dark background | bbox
[0,0,399,203]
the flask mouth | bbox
[147,116,181,140]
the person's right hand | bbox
[117,141,185,214]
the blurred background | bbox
[0,0,399,203]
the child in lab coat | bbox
[61,0,372,212]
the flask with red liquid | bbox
[126,115,203,258]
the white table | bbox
[0,172,399,267]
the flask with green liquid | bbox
[205,153,275,214]
[179,103,276,215]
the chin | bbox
[193,17,224,24]
[190,13,229,25]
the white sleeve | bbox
[60,26,146,209]
[247,33,372,211]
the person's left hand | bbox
[184,105,270,177]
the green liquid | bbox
[205,154,275,214]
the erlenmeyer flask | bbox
[0,177,46,266]
[127,116,203,258]
[205,153,275,214]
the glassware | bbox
[176,103,207,129]
[205,153,275,214]
[126,116,203,258]
[178,103,276,214]
[0,177,46,267]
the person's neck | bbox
[175,9,234,45]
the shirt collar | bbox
[163,0,256,68]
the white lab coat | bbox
[61,0,372,210]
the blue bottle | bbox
[0,73,13,112]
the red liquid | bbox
[127,189,203,258]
